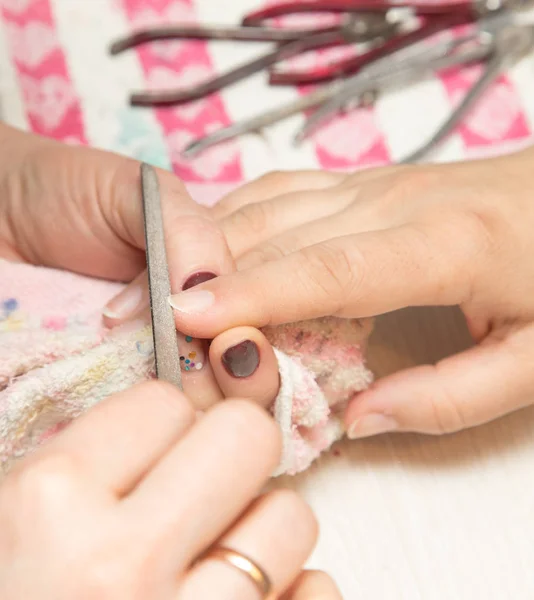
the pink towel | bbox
[0,260,373,477]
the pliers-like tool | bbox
[110,7,396,106]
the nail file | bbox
[140,163,183,390]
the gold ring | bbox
[203,546,272,598]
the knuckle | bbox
[256,170,288,188]
[462,206,499,256]
[6,452,80,501]
[229,201,272,236]
[256,241,287,261]
[427,210,496,302]
[394,166,445,197]
[377,167,442,209]
[299,242,363,312]
[238,242,286,269]
[166,212,223,246]
[404,219,473,305]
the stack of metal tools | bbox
[111,0,534,162]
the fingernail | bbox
[182,271,217,290]
[168,290,215,314]
[347,414,398,439]
[179,335,205,372]
[222,340,260,378]
[103,282,144,319]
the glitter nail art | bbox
[179,339,203,372]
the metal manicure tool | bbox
[113,0,534,163]
[140,163,183,390]
[183,0,534,162]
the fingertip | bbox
[343,361,466,438]
[344,378,403,439]
[210,327,280,408]
[101,308,120,328]
[102,271,149,327]
[210,397,283,466]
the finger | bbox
[216,165,406,259]
[123,400,282,572]
[103,270,149,325]
[210,327,280,408]
[168,223,476,337]
[235,200,388,272]
[37,381,195,495]
[212,165,404,222]
[177,333,223,410]
[104,309,223,410]
[345,324,534,437]
[282,571,343,600]
[177,490,317,600]
[102,179,227,407]
[220,188,355,259]
[228,164,418,269]
[212,170,346,221]
[102,160,232,404]
[103,159,234,321]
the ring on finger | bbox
[201,546,272,598]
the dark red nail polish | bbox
[182,271,217,291]
[222,340,260,378]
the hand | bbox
[0,124,233,298]
[0,125,282,409]
[0,381,341,599]
[166,151,534,438]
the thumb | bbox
[167,223,477,338]
[100,157,234,323]
[345,324,534,438]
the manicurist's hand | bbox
[0,381,341,599]
[0,124,282,410]
[166,150,534,438]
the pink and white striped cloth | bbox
[0,0,533,199]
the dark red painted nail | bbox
[182,271,217,291]
[222,340,260,378]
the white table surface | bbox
[272,307,534,599]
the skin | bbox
[0,382,331,599]
[0,125,339,598]
[6,123,534,593]
[5,121,534,437]
[166,149,534,439]
[0,123,280,410]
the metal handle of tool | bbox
[183,81,345,157]
[295,27,493,143]
[400,20,533,163]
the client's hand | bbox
[0,382,340,599]
[167,150,534,438]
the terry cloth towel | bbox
[0,259,374,477]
